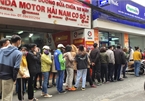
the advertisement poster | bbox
[52,31,71,47]
[124,33,129,48]
[0,0,91,28]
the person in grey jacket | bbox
[106,46,115,82]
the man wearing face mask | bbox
[54,44,66,94]
[41,46,52,97]
[0,35,22,101]
[26,44,39,101]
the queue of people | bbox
[0,35,143,101]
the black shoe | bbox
[117,78,123,81]
[59,90,67,94]
[52,83,56,86]
[123,76,128,78]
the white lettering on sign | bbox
[0,0,91,28]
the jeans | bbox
[42,72,49,94]
[17,78,27,100]
[134,61,141,76]
[75,69,87,88]
[114,64,122,80]
[56,70,64,92]
[108,63,114,81]
[66,68,74,88]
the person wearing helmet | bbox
[54,44,66,94]
[41,46,52,98]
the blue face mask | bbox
[44,50,49,55]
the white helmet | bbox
[57,44,65,48]
[43,46,50,50]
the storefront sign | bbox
[72,29,84,39]
[84,29,94,41]
[85,41,94,49]
[52,31,71,47]
[98,0,110,7]
[0,0,91,28]
[92,0,145,28]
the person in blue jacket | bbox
[54,44,66,94]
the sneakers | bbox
[91,84,96,88]
[68,87,76,91]
[29,98,38,101]
[44,94,53,98]
[58,90,67,94]
[97,82,102,86]
[81,88,85,91]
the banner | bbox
[0,0,91,28]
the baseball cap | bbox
[57,44,65,48]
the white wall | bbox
[93,19,145,35]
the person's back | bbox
[0,46,22,80]
[0,35,22,101]
[100,52,108,64]
[114,49,124,64]
[90,48,100,63]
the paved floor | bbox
[13,73,145,101]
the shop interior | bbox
[0,24,62,49]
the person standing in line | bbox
[41,46,52,97]
[26,44,39,101]
[122,48,128,78]
[106,46,115,82]
[133,46,142,77]
[64,45,76,91]
[17,47,29,101]
[34,47,42,90]
[128,47,134,61]
[86,48,96,88]
[0,38,11,99]
[51,54,57,86]
[100,47,109,83]
[0,38,10,48]
[90,43,101,85]
[0,35,22,101]
[74,45,89,90]
[54,44,66,94]
[114,45,126,81]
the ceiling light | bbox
[18,31,23,34]
[29,33,33,37]
[6,35,12,38]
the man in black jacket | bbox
[114,45,126,81]
[90,43,101,85]
[26,44,39,101]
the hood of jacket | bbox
[0,46,18,56]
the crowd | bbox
[0,35,143,101]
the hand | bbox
[33,51,37,55]
[22,75,27,78]
[14,81,16,85]
[92,62,95,66]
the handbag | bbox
[19,66,30,78]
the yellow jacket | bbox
[133,51,142,61]
[17,55,28,78]
[41,53,52,72]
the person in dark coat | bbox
[114,45,126,81]
[26,44,39,101]
[34,47,42,90]
[90,43,101,85]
